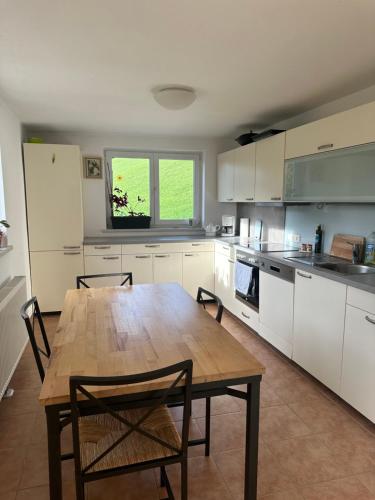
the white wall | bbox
[25,131,236,236]
[0,97,30,292]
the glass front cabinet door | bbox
[284,142,375,202]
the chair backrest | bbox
[76,272,133,289]
[196,286,224,323]
[20,296,50,382]
[70,360,192,475]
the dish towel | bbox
[235,261,253,296]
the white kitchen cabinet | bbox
[217,150,235,202]
[84,244,122,256]
[254,133,285,202]
[153,253,183,285]
[293,271,346,393]
[23,144,83,251]
[214,251,235,310]
[285,101,375,160]
[259,271,294,358]
[30,250,83,312]
[233,143,256,202]
[122,254,153,284]
[183,252,214,298]
[341,296,375,422]
[84,254,122,288]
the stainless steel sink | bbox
[315,263,375,274]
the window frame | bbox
[105,149,202,228]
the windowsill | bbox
[102,227,204,237]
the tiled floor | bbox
[0,310,374,499]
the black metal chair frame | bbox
[76,272,133,289]
[20,297,73,460]
[70,360,193,500]
[196,287,224,323]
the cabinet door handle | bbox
[103,256,119,260]
[241,311,250,319]
[94,245,111,250]
[64,251,81,255]
[226,198,234,201]
[317,143,333,151]
[192,243,202,246]
[222,246,230,251]
[145,244,160,248]
[184,253,195,257]
[135,255,151,259]
[52,153,56,164]
[365,315,375,325]
[227,259,234,264]
[64,245,80,249]
[270,196,281,201]
[245,197,254,201]
[154,254,169,258]
[297,271,312,279]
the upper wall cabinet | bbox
[254,132,285,202]
[217,143,256,202]
[285,101,375,159]
[217,149,235,202]
[24,144,83,251]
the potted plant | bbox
[0,219,10,248]
[109,187,151,229]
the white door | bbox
[341,305,375,422]
[259,271,294,358]
[255,133,285,202]
[217,150,235,202]
[23,144,83,251]
[234,144,256,202]
[293,271,346,393]
[153,253,183,285]
[182,252,214,298]
[30,250,84,312]
[122,254,153,284]
[84,255,122,288]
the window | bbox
[106,150,201,227]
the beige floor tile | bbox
[269,373,325,405]
[260,405,311,442]
[0,492,17,500]
[175,418,205,457]
[357,469,375,494]
[87,470,159,500]
[0,388,41,418]
[288,396,353,434]
[258,488,303,500]
[196,412,246,453]
[0,413,36,449]
[166,455,232,500]
[260,381,284,408]
[0,447,26,495]
[268,434,350,487]
[301,475,375,499]
[10,368,41,390]
[16,481,76,500]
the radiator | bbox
[0,276,28,400]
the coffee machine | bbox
[221,215,236,236]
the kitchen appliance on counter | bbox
[221,215,236,236]
[239,218,250,242]
[235,250,294,310]
[204,223,221,237]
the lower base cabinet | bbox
[214,252,235,309]
[183,252,214,297]
[84,255,121,287]
[153,253,183,285]
[30,250,84,312]
[293,271,346,394]
[341,295,375,422]
[122,254,153,284]
[259,271,294,358]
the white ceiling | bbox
[1,0,375,137]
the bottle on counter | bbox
[314,224,323,254]
[364,231,375,266]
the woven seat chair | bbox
[76,272,133,289]
[20,296,72,461]
[70,360,192,500]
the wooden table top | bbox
[39,284,265,406]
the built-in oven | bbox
[235,251,262,310]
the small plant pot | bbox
[111,216,151,229]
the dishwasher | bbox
[258,258,295,358]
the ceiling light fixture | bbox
[153,86,196,110]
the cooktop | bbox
[241,242,299,253]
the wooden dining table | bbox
[39,283,265,500]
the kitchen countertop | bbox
[83,234,375,294]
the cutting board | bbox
[330,234,365,261]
